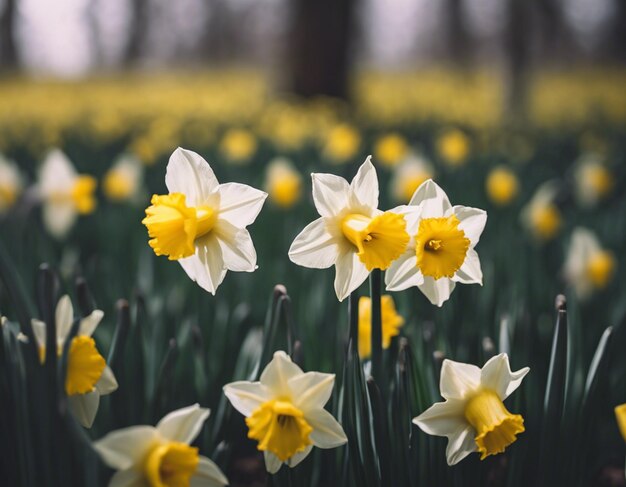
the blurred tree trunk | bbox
[444,0,471,66]
[504,0,530,121]
[124,0,149,66]
[288,0,356,100]
[0,0,18,72]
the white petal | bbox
[333,250,369,302]
[288,372,335,412]
[94,426,158,470]
[445,425,477,466]
[217,182,267,228]
[190,457,229,487]
[43,203,77,239]
[95,366,119,395]
[452,249,482,285]
[408,179,451,218]
[439,359,481,400]
[418,277,456,307]
[55,295,74,344]
[108,468,143,487]
[39,150,76,195]
[31,319,46,349]
[263,451,283,474]
[68,391,100,428]
[156,404,210,444]
[305,408,347,448]
[286,445,313,468]
[178,234,226,295]
[311,173,350,217]
[389,204,422,235]
[223,381,270,417]
[412,399,466,437]
[213,221,257,272]
[384,252,423,292]
[348,156,378,210]
[166,148,219,206]
[480,353,530,400]
[78,309,104,337]
[288,218,340,269]
[452,205,487,247]
[260,351,304,397]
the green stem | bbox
[370,269,383,391]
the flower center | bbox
[142,193,217,261]
[415,215,470,279]
[246,399,313,462]
[586,250,615,288]
[464,389,525,460]
[65,336,106,396]
[358,295,405,359]
[71,175,98,214]
[341,212,409,271]
[530,204,561,240]
[145,442,199,487]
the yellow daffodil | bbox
[563,227,615,300]
[374,133,409,167]
[219,128,257,164]
[358,295,404,359]
[264,158,302,208]
[323,124,361,164]
[31,295,117,428]
[521,181,562,242]
[94,404,228,487]
[224,351,347,473]
[436,129,470,167]
[485,166,519,206]
[0,154,23,214]
[289,157,410,301]
[414,353,529,465]
[385,180,486,307]
[615,404,626,442]
[103,154,143,202]
[142,148,267,295]
[574,153,613,207]
[37,149,97,238]
[390,154,434,203]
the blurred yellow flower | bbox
[358,295,404,359]
[616,404,626,442]
[323,124,360,163]
[103,155,143,202]
[220,128,257,164]
[0,155,23,214]
[374,133,409,167]
[436,129,470,167]
[264,158,302,208]
[485,166,519,206]
[390,154,434,203]
[574,154,613,207]
[521,182,562,242]
[131,136,158,166]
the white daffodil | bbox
[37,149,97,238]
[573,153,613,208]
[264,157,302,208]
[385,180,486,307]
[142,147,267,295]
[0,154,23,214]
[224,351,347,474]
[94,404,228,487]
[31,295,117,428]
[414,353,529,465]
[289,157,410,301]
[520,181,562,242]
[389,153,434,203]
[103,154,143,203]
[563,227,615,300]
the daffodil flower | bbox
[31,295,117,428]
[94,404,228,487]
[358,295,404,359]
[0,154,23,214]
[390,153,434,203]
[521,181,562,242]
[414,353,529,465]
[37,149,97,238]
[103,154,143,202]
[289,157,410,301]
[574,153,613,207]
[385,180,486,307]
[142,148,267,295]
[224,351,347,473]
[264,157,302,208]
[485,166,519,206]
[615,404,626,442]
[563,227,615,300]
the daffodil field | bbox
[0,71,625,487]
